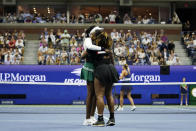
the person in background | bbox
[118,64,136,111]
[180,77,188,106]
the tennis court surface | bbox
[0,105,196,131]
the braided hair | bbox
[93,32,112,49]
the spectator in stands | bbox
[168,40,175,53]
[109,11,116,24]
[124,17,132,24]
[118,30,126,40]
[48,29,56,47]
[111,29,118,41]
[0,49,3,64]
[123,14,129,22]
[103,16,109,23]
[138,48,146,64]
[183,20,191,31]
[19,30,25,40]
[60,13,67,23]
[12,52,22,64]
[142,15,150,24]
[60,29,71,49]
[38,51,44,65]
[115,14,123,24]
[174,57,181,65]
[17,12,24,23]
[137,16,142,24]
[125,30,133,42]
[151,57,159,65]
[0,33,4,48]
[70,36,78,47]
[55,29,62,48]
[4,55,11,65]
[46,54,55,65]
[15,38,24,55]
[119,57,127,66]
[142,37,150,48]
[159,57,166,65]
[129,44,135,55]
[38,43,48,64]
[74,30,83,44]
[8,36,16,49]
[172,12,180,24]
[60,48,69,65]
[162,48,169,61]
[111,32,120,42]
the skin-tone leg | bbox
[181,94,183,105]
[94,78,105,115]
[86,82,94,119]
[90,93,96,116]
[185,94,188,106]
[105,85,114,113]
[127,91,135,106]
[120,91,124,108]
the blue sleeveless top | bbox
[122,69,130,82]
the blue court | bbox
[0,105,196,131]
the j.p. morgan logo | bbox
[120,73,161,83]
[70,68,161,83]
[0,73,46,82]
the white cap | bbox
[89,26,104,35]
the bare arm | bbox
[119,70,126,79]
[81,51,88,59]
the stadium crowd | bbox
[182,31,196,64]
[0,11,180,24]
[37,28,180,66]
[0,30,25,64]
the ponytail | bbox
[124,64,130,75]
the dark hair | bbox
[123,64,128,69]
[94,32,112,49]
[85,25,95,37]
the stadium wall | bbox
[0,65,195,105]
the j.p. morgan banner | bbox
[0,65,196,104]
[0,65,196,84]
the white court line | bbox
[1,81,196,86]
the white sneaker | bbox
[131,106,136,111]
[83,119,92,126]
[90,116,97,124]
[117,107,123,111]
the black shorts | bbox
[121,85,132,93]
[94,64,119,87]
[180,87,188,94]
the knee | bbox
[96,94,104,101]
[120,94,124,99]
[127,94,132,98]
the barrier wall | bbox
[0,65,196,105]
